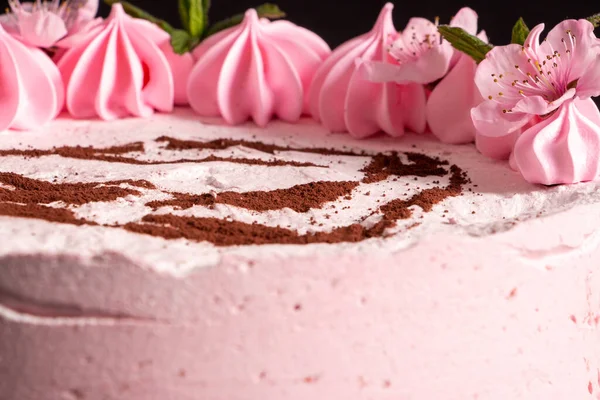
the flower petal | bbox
[361,42,452,84]
[17,8,68,48]
[471,99,531,137]
[475,43,532,108]
[0,13,19,35]
[449,7,478,36]
[80,0,99,21]
[543,19,598,85]
[512,88,575,115]
[524,23,544,55]
[576,51,600,99]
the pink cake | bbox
[1,109,600,400]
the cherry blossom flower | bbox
[0,0,98,48]
[360,8,486,143]
[473,19,600,184]
[360,16,453,86]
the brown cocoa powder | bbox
[0,138,468,246]
[0,142,323,168]
[147,181,360,212]
[124,165,466,246]
[156,136,363,157]
[0,173,151,205]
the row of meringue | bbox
[1,2,475,143]
[4,3,600,186]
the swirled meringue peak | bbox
[308,3,426,138]
[187,9,330,127]
[513,98,600,185]
[57,4,174,120]
[0,24,64,131]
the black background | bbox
[1,0,597,48]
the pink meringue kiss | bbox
[309,3,426,138]
[426,8,488,144]
[187,9,330,127]
[57,4,174,120]
[513,98,600,185]
[0,24,64,131]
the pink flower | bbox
[0,0,98,48]
[353,12,454,138]
[309,3,418,138]
[360,8,486,143]
[472,19,600,184]
[426,8,488,144]
[361,16,453,86]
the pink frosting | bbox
[187,9,330,126]
[0,24,63,131]
[57,4,174,120]
[513,98,600,184]
[308,3,427,138]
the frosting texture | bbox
[309,3,427,138]
[188,9,330,127]
[57,3,174,120]
[0,24,64,131]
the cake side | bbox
[1,209,600,400]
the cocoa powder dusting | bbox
[156,136,362,157]
[0,173,150,205]
[147,181,360,212]
[0,203,95,226]
[0,142,323,168]
[0,137,469,246]
[124,166,466,246]
[361,152,448,184]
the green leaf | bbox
[203,3,286,38]
[586,13,600,28]
[437,25,493,64]
[202,0,211,29]
[254,3,286,19]
[104,0,175,33]
[511,17,530,45]
[188,0,205,37]
[178,0,190,31]
[170,29,200,54]
[178,0,206,37]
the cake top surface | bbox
[1,108,599,274]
